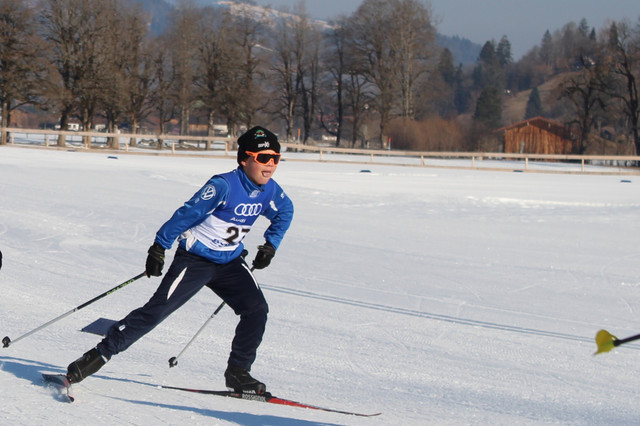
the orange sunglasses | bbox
[245,150,281,165]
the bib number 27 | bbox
[225,226,250,244]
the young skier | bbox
[65,126,293,394]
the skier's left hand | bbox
[252,242,275,269]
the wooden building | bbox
[497,117,576,154]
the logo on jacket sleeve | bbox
[201,185,216,200]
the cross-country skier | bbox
[66,126,293,394]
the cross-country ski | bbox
[158,384,381,417]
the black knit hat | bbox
[237,126,280,164]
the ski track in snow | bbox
[261,283,640,348]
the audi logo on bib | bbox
[234,203,262,216]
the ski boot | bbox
[224,366,266,395]
[67,348,109,384]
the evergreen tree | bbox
[438,48,456,85]
[473,40,506,91]
[474,41,496,86]
[578,18,590,37]
[539,30,553,65]
[496,36,512,67]
[473,86,502,129]
[453,64,470,114]
[524,86,543,119]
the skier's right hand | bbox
[145,243,165,277]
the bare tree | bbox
[192,6,236,148]
[391,0,435,119]
[39,0,114,146]
[224,2,270,135]
[74,3,114,147]
[0,0,47,144]
[348,0,396,145]
[39,0,82,146]
[558,55,608,154]
[270,16,300,141]
[343,21,374,148]
[603,21,640,155]
[321,17,348,146]
[118,8,156,147]
[150,37,178,149]
[292,7,322,143]
[347,0,436,146]
[98,1,152,148]
[345,70,371,147]
[166,1,199,138]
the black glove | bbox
[145,243,165,277]
[252,242,275,270]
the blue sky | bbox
[253,0,639,59]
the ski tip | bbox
[42,373,74,403]
[42,373,69,380]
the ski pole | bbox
[168,265,255,368]
[2,272,146,348]
[168,300,226,368]
[594,329,640,354]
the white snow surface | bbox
[1,146,640,425]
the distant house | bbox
[497,117,576,154]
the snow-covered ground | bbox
[1,145,639,425]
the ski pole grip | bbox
[2,336,11,348]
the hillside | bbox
[502,74,566,124]
[148,0,481,65]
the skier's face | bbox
[241,150,279,185]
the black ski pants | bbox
[97,248,268,370]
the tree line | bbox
[0,0,639,154]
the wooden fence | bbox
[2,126,640,174]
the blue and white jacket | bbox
[154,167,293,264]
